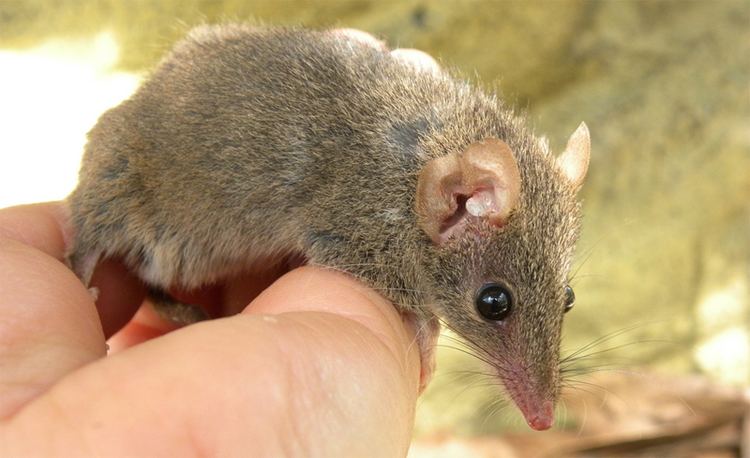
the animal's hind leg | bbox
[148,288,209,325]
[67,247,103,287]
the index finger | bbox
[0,202,146,338]
[0,202,70,260]
[3,267,421,456]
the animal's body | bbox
[67,25,591,430]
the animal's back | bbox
[67,25,473,289]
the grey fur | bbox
[67,25,584,422]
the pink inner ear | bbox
[415,138,520,245]
[438,194,468,240]
[437,187,500,242]
[465,188,499,217]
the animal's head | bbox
[415,123,590,430]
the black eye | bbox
[564,285,575,313]
[475,283,512,321]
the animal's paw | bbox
[403,312,441,394]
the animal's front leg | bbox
[403,312,441,393]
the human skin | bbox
[0,202,421,456]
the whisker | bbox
[479,396,510,431]
[445,374,502,405]
[560,321,658,363]
[560,339,676,380]
[435,370,495,385]
[563,378,625,408]
[577,397,588,437]
[558,398,568,431]
[437,344,498,369]
[568,233,606,282]
[560,383,601,399]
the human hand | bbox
[0,202,421,456]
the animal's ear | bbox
[415,138,521,244]
[557,122,590,188]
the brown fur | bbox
[67,24,585,427]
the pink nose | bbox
[525,400,554,431]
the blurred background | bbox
[1,1,748,456]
